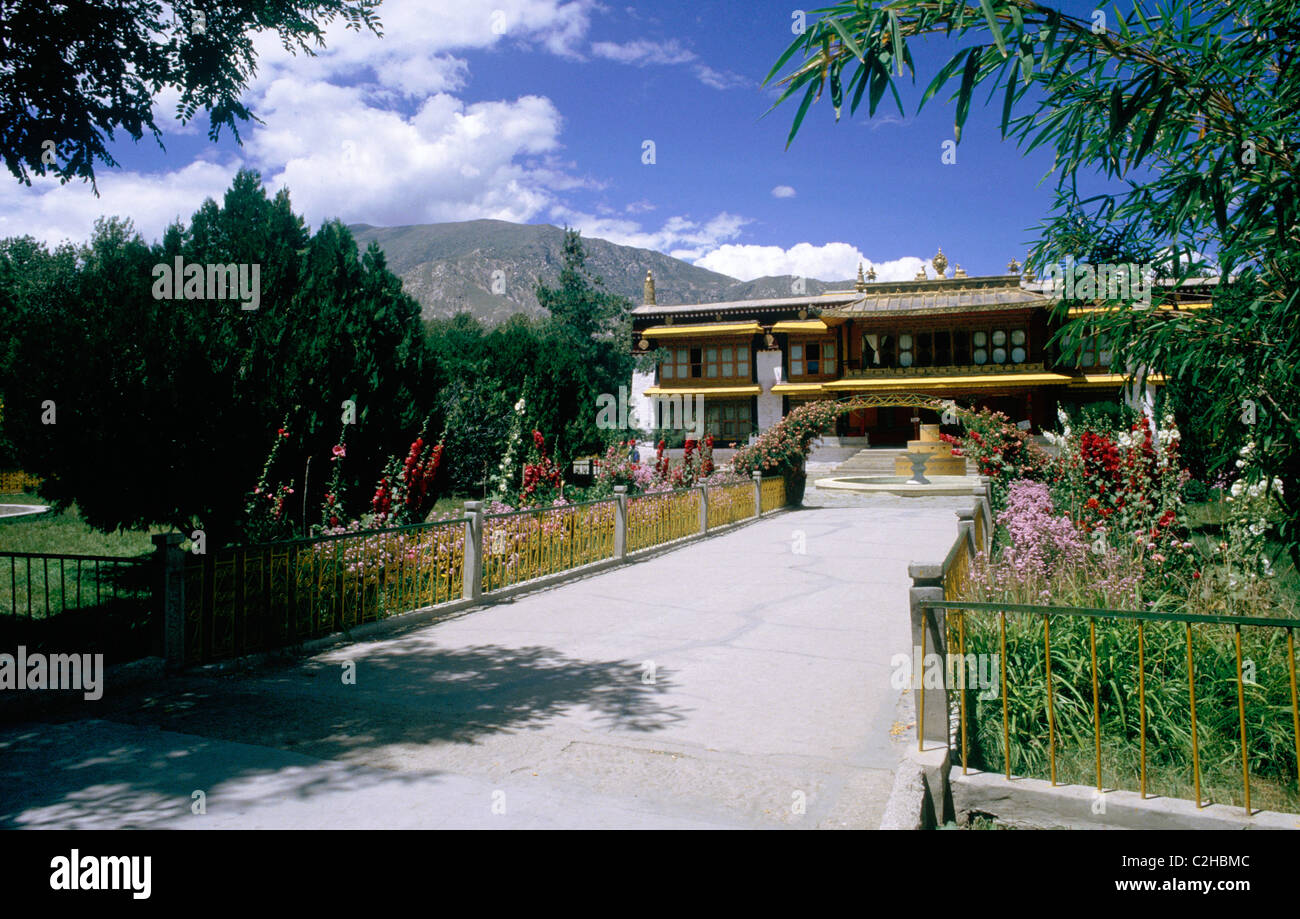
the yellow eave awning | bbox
[824,372,1072,391]
[641,321,761,339]
[771,383,827,395]
[1066,303,1210,316]
[1068,373,1167,388]
[771,319,829,333]
[643,385,762,396]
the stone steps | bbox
[834,448,976,475]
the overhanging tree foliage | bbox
[767,0,1300,562]
[0,0,381,190]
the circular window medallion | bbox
[992,348,1007,363]
[973,349,988,365]
[1011,346,1027,363]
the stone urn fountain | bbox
[894,424,966,478]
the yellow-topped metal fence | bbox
[135,475,795,669]
[911,496,1300,817]
[183,518,466,666]
[759,476,786,514]
[626,488,702,553]
[706,482,754,530]
[0,471,40,495]
[481,500,616,593]
[1,550,153,663]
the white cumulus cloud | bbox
[692,242,926,282]
[770,185,796,198]
[0,159,241,246]
[549,206,749,255]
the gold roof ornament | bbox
[855,262,867,292]
[1022,263,1035,282]
[643,269,656,305]
[867,265,877,281]
[953,265,967,278]
[1007,257,1021,276]
[913,267,928,281]
[932,247,948,278]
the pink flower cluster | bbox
[996,480,1086,579]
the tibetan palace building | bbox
[628,249,1211,448]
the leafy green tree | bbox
[532,230,633,465]
[438,376,513,498]
[0,0,381,190]
[768,0,1300,563]
[535,228,631,340]
[0,170,431,542]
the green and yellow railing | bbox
[626,488,702,553]
[160,475,795,668]
[932,600,1300,815]
[911,495,1300,816]
[0,470,40,495]
[760,476,786,514]
[706,482,753,530]
[481,499,617,593]
[183,517,466,666]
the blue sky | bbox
[0,0,1119,282]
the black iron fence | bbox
[0,551,154,664]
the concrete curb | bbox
[952,769,1300,830]
[879,745,952,829]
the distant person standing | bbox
[629,442,641,463]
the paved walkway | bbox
[0,503,48,519]
[0,490,966,829]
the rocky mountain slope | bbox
[349,219,852,323]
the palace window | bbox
[1076,325,1114,368]
[704,401,754,440]
[934,331,951,366]
[953,330,970,364]
[662,343,751,381]
[790,340,835,377]
[863,326,1028,368]
[878,334,895,367]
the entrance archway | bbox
[823,393,978,431]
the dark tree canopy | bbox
[0,169,431,542]
[535,228,632,341]
[0,0,382,190]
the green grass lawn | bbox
[0,493,159,558]
[1185,499,1300,611]
[0,492,47,506]
[426,495,470,519]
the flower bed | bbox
[951,411,1298,811]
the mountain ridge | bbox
[348,219,854,323]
